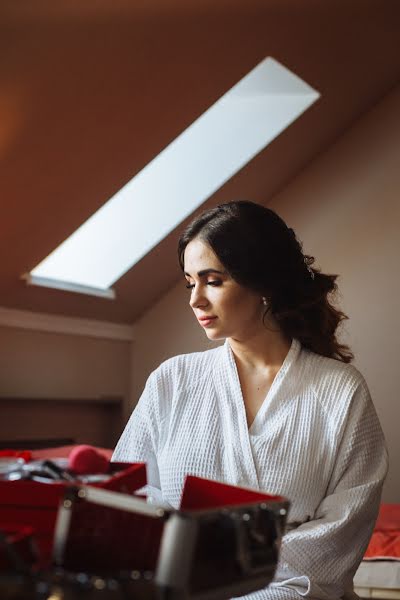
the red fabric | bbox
[364,504,400,560]
[374,504,400,532]
[364,531,400,560]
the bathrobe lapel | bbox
[214,339,301,490]
[214,341,259,488]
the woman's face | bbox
[183,237,264,342]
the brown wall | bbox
[131,86,400,502]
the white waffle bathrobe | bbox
[113,339,388,600]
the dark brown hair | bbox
[178,201,353,363]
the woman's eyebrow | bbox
[184,268,226,278]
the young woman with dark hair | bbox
[114,201,387,600]
[177,200,352,363]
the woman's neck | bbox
[228,326,292,372]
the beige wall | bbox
[131,85,400,502]
[0,325,131,399]
[131,283,222,402]
[268,87,400,502]
[0,325,132,446]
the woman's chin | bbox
[204,328,224,341]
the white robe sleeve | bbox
[237,380,388,600]
[112,371,170,507]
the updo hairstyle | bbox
[178,200,353,363]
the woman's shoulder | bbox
[300,346,370,409]
[137,346,224,421]
[150,344,224,388]
[302,345,364,382]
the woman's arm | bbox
[112,371,168,505]
[238,380,388,600]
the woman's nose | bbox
[189,285,209,309]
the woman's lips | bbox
[198,316,217,327]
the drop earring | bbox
[262,297,268,306]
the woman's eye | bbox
[207,280,222,287]
[185,279,221,290]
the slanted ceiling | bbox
[0,0,399,324]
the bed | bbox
[354,504,400,599]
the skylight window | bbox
[27,57,320,298]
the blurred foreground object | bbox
[0,446,289,599]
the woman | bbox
[113,201,388,600]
